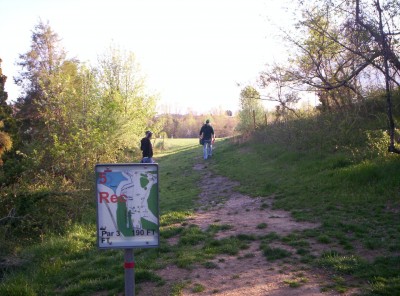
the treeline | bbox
[157,112,237,139]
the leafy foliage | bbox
[237,85,265,132]
[6,21,159,185]
[0,21,160,258]
[0,60,13,165]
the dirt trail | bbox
[147,161,360,296]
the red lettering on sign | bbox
[110,194,118,203]
[99,192,127,203]
[99,172,107,184]
[99,192,109,203]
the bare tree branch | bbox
[0,208,25,223]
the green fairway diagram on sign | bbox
[95,163,159,249]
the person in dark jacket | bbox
[199,119,215,160]
[140,130,154,163]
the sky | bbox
[0,0,296,114]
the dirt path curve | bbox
[149,161,359,296]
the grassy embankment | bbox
[1,124,400,295]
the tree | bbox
[0,59,12,119]
[237,86,265,132]
[275,0,400,152]
[259,64,301,117]
[97,44,158,153]
[12,20,93,178]
[14,20,67,144]
[354,0,400,152]
[12,22,158,181]
[0,59,12,164]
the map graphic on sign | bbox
[96,164,159,249]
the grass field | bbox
[0,137,399,295]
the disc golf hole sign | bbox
[95,163,159,249]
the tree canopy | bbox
[261,0,400,152]
[6,20,159,183]
[0,59,12,164]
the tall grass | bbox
[255,90,400,159]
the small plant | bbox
[160,211,192,227]
[260,232,280,242]
[300,254,316,264]
[317,235,331,244]
[282,233,310,247]
[321,275,349,294]
[160,226,184,239]
[171,281,188,296]
[136,270,163,284]
[257,223,268,229]
[364,238,383,250]
[179,225,210,245]
[296,248,310,255]
[284,275,308,288]
[204,237,249,256]
[236,233,257,241]
[261,244,292,261]
[203,261,219,269]
[284,279,302,288]
[299,277,308,283]
[207,224,233,233]
[192,283,205,293]
[243,253,256,259]
[318,251,365,274]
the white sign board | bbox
[95,163,159,249]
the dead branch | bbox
[0,208,25,223]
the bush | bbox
[0,185,95,256]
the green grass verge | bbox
[209,138,400,295]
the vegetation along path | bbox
[146,156,360,296]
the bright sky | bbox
[1,0,295,114]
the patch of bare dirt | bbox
[146,160,361,296]
[192,171,318,238]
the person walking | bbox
[140,130,155,163]
[199,119,215,160]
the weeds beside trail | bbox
[212,138,400,295]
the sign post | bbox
[95,163,159,296]
[124,249,135,295]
